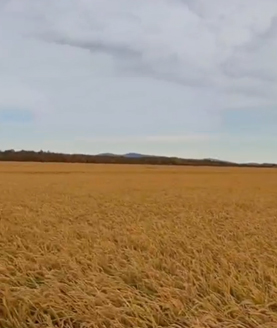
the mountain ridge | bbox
[97,152,152,158]
[0,149,276,168]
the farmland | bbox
[0,163,277,327]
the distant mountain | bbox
[96,153,119,157]
[96,152,148,158]
[124,153,147,158]
[1,149,276,167]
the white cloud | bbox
[76,133,214,144]
[0,0,276,160]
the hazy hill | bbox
[97,153,149,158]
[0,150,276,168]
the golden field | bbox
[1,163,277,328]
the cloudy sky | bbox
[0,0,277,162]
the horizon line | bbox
[0,148,276,166]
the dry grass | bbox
[1,163,277,328]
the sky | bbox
[0,0,277,163]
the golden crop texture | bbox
[1,163,277,328]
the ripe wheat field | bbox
[0,163,277,328]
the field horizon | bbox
[1,149,277,168]
[1,163,277,327]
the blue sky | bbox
[0,108,34,124]
[0,0,277,163]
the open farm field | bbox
[1,163,277,328]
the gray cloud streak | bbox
[41,35,212,88]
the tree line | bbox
[0,149,276,168]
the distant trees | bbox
[0,150,275,167]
